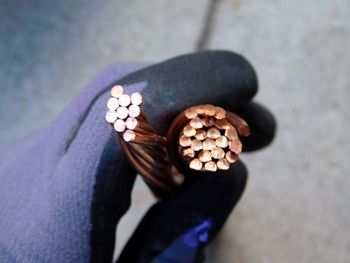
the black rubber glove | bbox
[0,51,275,263]
[93,51,276,262]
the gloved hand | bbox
[0,51,276,263]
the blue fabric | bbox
[0,50,265,262]
[0,62,147,262]
[152,219,212,263]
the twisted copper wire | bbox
[167,105,250,172]
[106,85,250,197]
[117,115,178,195]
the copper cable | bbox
[167,104,250,172]
[226,111,250,137]
[106,85,180,198]
[106,85,250,196]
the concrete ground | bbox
[0,0,349,262]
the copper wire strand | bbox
[167,104,250,172]
[130,147,167,175]
[131,144,172,169]
[107,87,179,197]
[226,112,250,137]
[120,113,168,145]
[124,128,175,189]
[131,145,170,170]
[131,143,169,163]
[107,86,251,194]
[129,131,168,145]
[134,120,157,133]
[137,111,148,123]
[141,141,169,155]
[118,137,173,191]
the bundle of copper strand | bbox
[170,105,250,172]
[106,88,251,196]
[105,85,178,197]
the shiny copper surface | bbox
[130,92,142,105]
[114,119,126,132]
[105,110,118,123]
[168,104,250,172]
[107,97,119,111]
[107,86,251,196]
[106,85,181,198]
[128,104,140,118]
[119,94,131,107]
[111,85,124,98]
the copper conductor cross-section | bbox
[107,86,251,198]
[106,85,180,198]
[106,85,162,144]
[169,104,250,172]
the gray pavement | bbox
[0,0,349,262]
[206,1,350,262]
[0,0,209,144]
